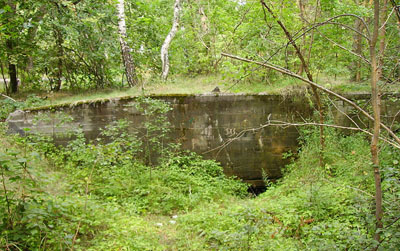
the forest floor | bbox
[1,75,400,249]
[8,74,399,109]
[2,123,399,250]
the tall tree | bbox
[370,0,382,246]
[223,0,399,246]
[4,2,18,93]
[117,0,138,87]
[161,0,182,80]
[261,0,325,166]
[6,40,17,94]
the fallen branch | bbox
[0,94,17,102]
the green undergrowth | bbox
[167,129,400,250]
[1,107,400,249]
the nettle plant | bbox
[49,97,176,184]
[133,96,175,166]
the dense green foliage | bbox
[1,0,398,93]
[1,0,400,249]
[0,98,248,250]
[1,118,400,250]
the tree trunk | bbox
[370,0,383,247]
[6,40,18,94]
[351,18,363,82]
[377,0,388,80]
[54,27,64,91]
[161,0,182,81]
[0,61,8,94]
[117,0,138,87]
[297,0,306,75]
[261,0,325,167]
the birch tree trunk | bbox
[161,0,182,81]
[117,0,138,87]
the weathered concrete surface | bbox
[6,93,400,187]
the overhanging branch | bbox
[221,52,400,145]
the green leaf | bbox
[17,158,27,163]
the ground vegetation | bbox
[1,0,400,249]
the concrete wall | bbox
[6,93,400,187]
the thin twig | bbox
[379,6,396,30]
[316,31,370,64]
[220,52,400,146]
[203,117,400,156]
[327,96,362,131]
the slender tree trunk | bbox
[297,0,306,75]
[0,61,9,94]
[306,0,320,67]
[351,18,363,82]
[6,40,18,94]
[161,0,182,81]
[370,0,383,247]
[377,0,388,80]
[261,0,325,166]
[117,0,138,87]
[54,27,64,91]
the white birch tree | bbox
[161,0,182,81]
[117,0,138,86]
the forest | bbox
[1,0,400,250]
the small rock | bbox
[155,223,163,227]
[212,86,220,93]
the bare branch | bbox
[203,118,400,156]
[254,14,370,70]
[390,0,400,23]
[221,52,400,145]
[1,94,17,102]
[294,14,371,42]
[380,6,396,30]
[327,95,363,130]
[316,31,370,64]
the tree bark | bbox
[161,0,182,81]
[1,61,9,94]
[117,0,138,87]
[54,27,64,91]
[351,18,363,82]
[370,0,383,247]
[6,40,18,94]
[377,0,388,80]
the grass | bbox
[3,74,399,109]
[1,118,400,249]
